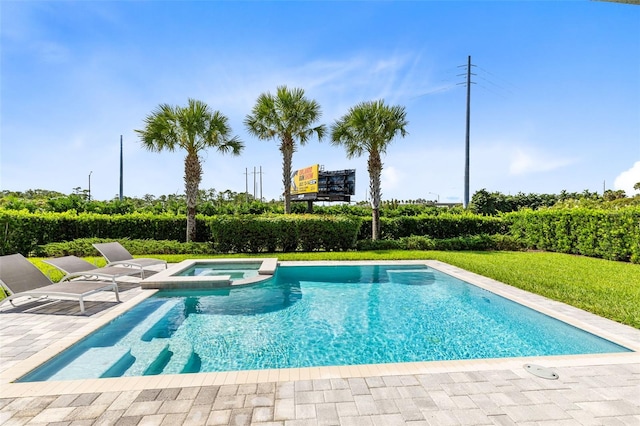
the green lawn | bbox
[19,251,640,329]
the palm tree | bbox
[244,86,326,214]
[136,99,243,242]
[331,100,408,240]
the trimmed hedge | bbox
[209,215,362,253]
[506,207,640,263]
[4,207,638,262]
[34,238,215,257]
[1,209,504,255]
[0,209,212,255]
[356,234,524,252]
[358,213,507,240]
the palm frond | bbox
[246,86,325,144]
[136,99,244,241]
[245,86,325,214]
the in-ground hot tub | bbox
[140,258,277,289]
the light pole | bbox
[427,192,439,203]
[88,171,92,201]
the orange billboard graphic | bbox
[291,164,319,195]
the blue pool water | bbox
[19,264,630,382]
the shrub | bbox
[507,207,640,263]
[297,215,362,252]
[400,236,436,250]
[358,213,507,241]
[356,239,404,251]
[407,213,507,239]
[35,238,215,257]
[210,215,362,253]
[0,209,217,255]
[356,234,522,252]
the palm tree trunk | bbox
[184,152,202,242]
[368,152,382,240]
[280,137,294,214]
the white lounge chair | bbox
[92,242,167,279]
[0,254,120,314]
[43,255,143,283]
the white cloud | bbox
[508,147,577,176]
[614,161,640,195]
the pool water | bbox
[19,264,630,382]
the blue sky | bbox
[2,1,639,203]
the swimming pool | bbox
[19,263,631,382]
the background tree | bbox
[136,99,243,241]
[331,100,408,240]
[245,86,325,214]
[603,189,626,201]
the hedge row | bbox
[1,211,363,254]
[372,213,507,240]
[209,215,362,253]
[33,238,215,258]
[506,207,640,263]
[37,234,524,257]
[0,210,206,255]
[1,210,504,255]
[356,234,524,252]
[3,208,638,262]
[350,213,509,241]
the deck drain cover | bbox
[524,364,559,380]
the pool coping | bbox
[1,259,639,398]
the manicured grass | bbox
[17,251,640,329]
[427,251,640,330]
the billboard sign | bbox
[291,164,319,195]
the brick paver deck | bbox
[1,261,639,425]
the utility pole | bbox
[244,168,249,202]
[245,167,264,202]
[465,55,471,208]
[119,135,123,201]
[253,167,257,199]
[88,171,92,201]
[458,55,475,208]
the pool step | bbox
[48,346,132,381]
[161,343,200,374]
[387,269,435,285]
[122,340,171,376]
[118,300,180,345]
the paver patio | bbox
[1,261,638,425]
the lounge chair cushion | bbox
[44,256,142,280]
[0,254,120,314]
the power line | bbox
[476,65,516,86]
[475,81,509,99]
[474,65,517,99]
